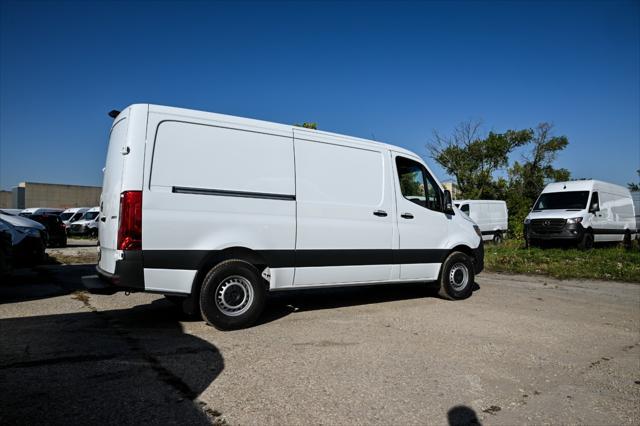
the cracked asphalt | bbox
[1,247,639,425]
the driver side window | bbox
[396,157,442,211]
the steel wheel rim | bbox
[215,275,254,316]
[449,263,469,291]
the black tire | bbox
[578,231,594,251]
[89,229,98,239]
[438,251,475,301]
[199,259,266,330]
[622,231,632,250]
[492,231,503,244]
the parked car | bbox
[23,214,67,247]
[83,104,484,330]
[68,207,99,237]
[524,180,637,250]
[0,215,46,266]
[454,200,508,243]
[0,220,13,277]
[60,207,90,227]
[20,207,64,217]
[0,209,22,216]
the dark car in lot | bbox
[0,215,46,267]
[24,214,67,247]
[0,221,13,277]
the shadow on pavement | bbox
[258,280,481,326]
[448,405,482,426]
[0,299,224,425]
[0,264,93,304]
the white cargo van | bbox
[68,207,100,237]
[60,207,90,226]
[83,104,484,330]
[454,200,508,243]
[524,180,637,249]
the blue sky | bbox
[1,0,638,191]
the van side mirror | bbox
[589,202,599,213]
[443,190,455,215]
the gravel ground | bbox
[0,247,638,425]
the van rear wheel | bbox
[199,259,266,330]
[492,231,503,244]
[437,251,475,300]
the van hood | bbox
[73,219,96,226]
[526,210,586,220]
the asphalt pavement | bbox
[1,252,638,425]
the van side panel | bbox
[142,115,296,293]
[293,133,395,286]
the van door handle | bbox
[401,213,414,219]
[373,210,388,217]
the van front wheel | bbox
[199,260,266,330]
[437,251,475,301]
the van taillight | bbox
[117,191,142,250]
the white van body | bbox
[68,207,100,236]
[632,191,640,233]
[87,104,483,328]
[524,180,637,246]
[60,207,90,225]
[454,200,508,241]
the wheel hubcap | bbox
[215,275,254,316]
[449,263,469,291]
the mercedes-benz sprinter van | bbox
[454,200,508,243]
[524,180,636,249]
[83,104,484,330]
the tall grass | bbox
[484,239,640,282]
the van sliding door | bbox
[293,132,395,286]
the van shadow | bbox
[258,280,481,326]
[0,299,224,425]
[0,264,93,304]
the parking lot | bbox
[1,241,639,425]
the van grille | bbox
[530,218,567,234]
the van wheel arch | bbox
[190,247,269,300]
[448,244,474,260]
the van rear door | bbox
[98,115,128,273]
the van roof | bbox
[542,180,630,195]
[122,104,421,160]
[454,200,506,204]
[62,207,90,213]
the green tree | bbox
[429,121,570,239]
[506,123,570,237]
[294,122,318,130]
[628,170,640,191]
[428,120,532,199]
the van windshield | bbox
[60,213,73,221]
[533,191,589,211]
[83,212,99,220]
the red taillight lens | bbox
[117,191,142,250]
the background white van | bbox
[84,104,484,330]
[524,180,636,249]
[60,207,90,226]
[454,200,508,243]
